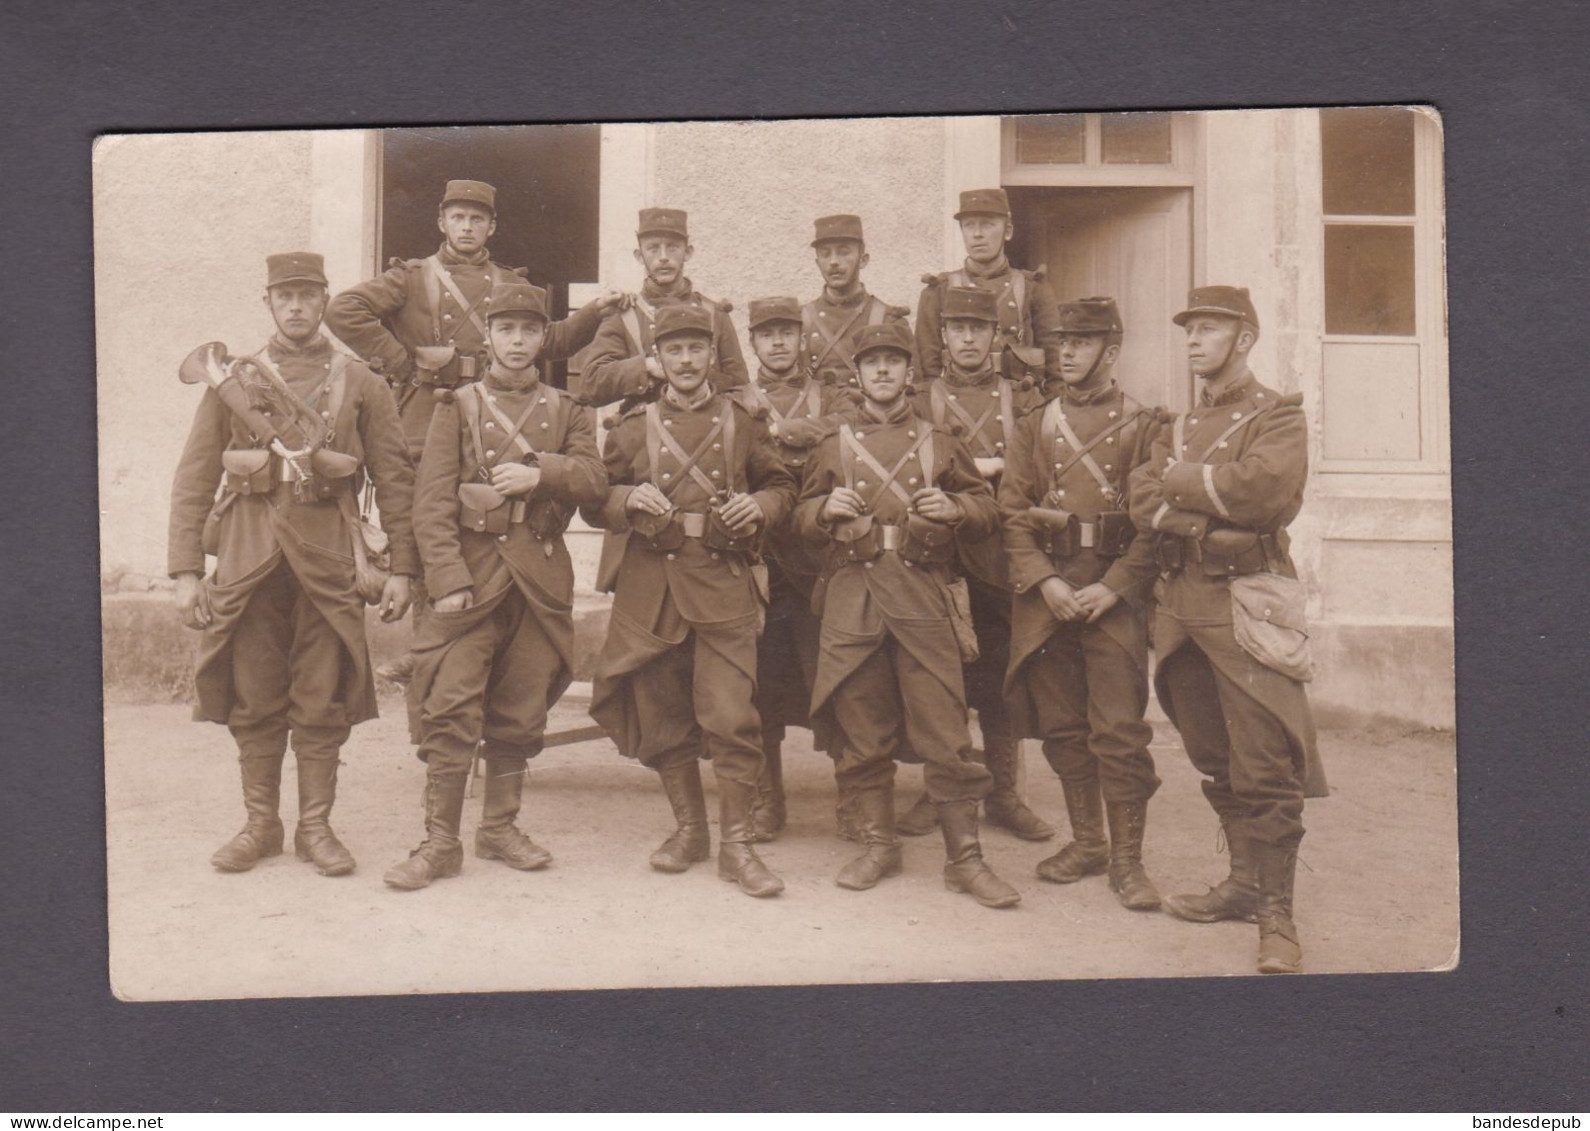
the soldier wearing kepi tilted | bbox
[584,304,796,898]
[570,207,747,408]
[796,322,1020,907]
[169,253,417,877]
[894,285,1053,843]
[916,188,1059,393]
[1001,297,1166,911]
[1130,286,1320,974]
[730,296,861,841]
[385,283,608,891]
[326,179,621,682]
[799,214,909,390]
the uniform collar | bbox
[818,284,869,309]
[266,332,332,360]
[642,276,695,303]
[963,254,1011,282]
[1063,378,1119,407]
[757,365,805,390]
[1199,369,1258,408]
[484,367,541,395]
[437,242,491,268]
[860,396,914,425]
[943,361,999,389]
[662,382,715,412]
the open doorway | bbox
[1008,186,1193,412]
[379,125,600,388]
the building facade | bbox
[95,109,1452,726]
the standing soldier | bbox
[570,208,747,407]
[895,286,1054,843]
[799,214,909,389]
[916,188,1059,393]
[385,283,608,890]
[584,305,796,898]
[169,252,416,877]
[796,321,1020,907]
[326,178,621,682]
[731,296,860,841]
[1000,298,1165,911]
[1129,286,1317,974]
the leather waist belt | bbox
[1156,530,1286,577]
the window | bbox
[1321,108,1418,337]
[1003,113,1192,186]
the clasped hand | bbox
[489,461,540,496]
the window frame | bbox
[1001,112,1196,187]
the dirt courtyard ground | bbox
[104,690,1458,1001]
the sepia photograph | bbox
[94,108,1456,1002]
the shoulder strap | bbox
[421,257,444,341]
[644,402,665,489]
[721,396,739,490]
[927,380,949,426]
[949,269,970,289]
[542,384,570,456]
[865,296,887,327]
[1010,272,1028,342]
[997,378,1016,452]
[1195,400,1282,463]
[424,255,491,342]
[455,384,487,472]
[325,354,350,438]
[1172,411,1188,462]
[620,305,647,357]
[920,429,935,491]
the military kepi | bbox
[637,207,689,240]
[653,304,715,341]
[1173,285,1259,328]
[811,214,864,246]
[852,321,915,359]
[266,252,328,288]
[486,282,549,322]
[954,187,1011,219]
[442,179,497,214]
[1053,296,1124,335]
[941,286,999,323]
[748,296,804,330]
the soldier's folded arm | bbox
[997,412,1062,593]
[356,368,420,577]
[167,389,229,578]
[569,314,654,406]
[326,266,414,383]
[914,281,945,381]
[793,440,843,543]
[411,400,472,601]
[581,415,643,531]
[712,309,749,389]
[744,414,797,528]
[540,300,606,362]
[939,431,999,538]
[530,404,608,507]
[1158,402,1308,529]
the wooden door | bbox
[1031,188,1193,412]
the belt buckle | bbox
[878,524,901,551]
[1078,522,1098,550]
[680,512,707,538]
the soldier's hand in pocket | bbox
[174,572,211,630]
[433,587,474,614]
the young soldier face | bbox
[942,317,997,371]
[814,239,867,291]
[856,347,911,404]
[1053,333,1118,386]
[634,236,691,287]
[437,204,496,256]
[658,332,713,394]
[750,321,802,375]
[1183,315,1254,379]
[958,214,1014,264]
[264,283,328,343]
[488,314,548,372]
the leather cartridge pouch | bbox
[1199,528,1266,578]
[1030,506,1080,558]
[457,482,511,535]
[525,498,573,542]
[1230,571,1315,682]
[220,448,273,496]
[411,344,459,386]
[901,511,957,567]
[308,449,360,501]
[630,504,686,552]
[1002,343,1048,385]
[1096,511,1137,559]
[944,576,981,664]
[703,505,758,553]
[829,512,882,564]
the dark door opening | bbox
[380,125,601,388]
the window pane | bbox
[1321,107,1416,215]
[1101,112,1173,164]
[1013,115,1085,164]
[1325,224,1416,335]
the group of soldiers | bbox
[169,177,1319,975]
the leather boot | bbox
[384,766,467,890]
[1104,799,1161,910]
[475,758,552,870]
[649,758,711,873]
[981,735,1056,841]
[835,788,861,842]
[717,776,785,897]
[896,790,939,837]
[1035,776,1110,883]
[939,799,1021,909]
[836,787,903,890]
[1253,839,1304,974]
[1162,818,1260,923]
[211,754,285,872]
[751,736,787,842]
[293,754,356,876]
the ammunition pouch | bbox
[220,448,272,496]
[900,512,957,566]
[306,448,360,501]
[703,506,758,554]
[1155,528,1287,578]
[1030,507,1080,558]
[411,345,480,389]
[829,513,881,565]
[1001,343,1048,386]
[1096,512,1136,558]
[631,505,686,552]
[458,482,511,535]
[525,499,573,543]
